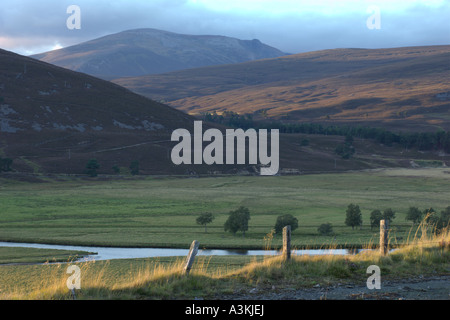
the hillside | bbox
[31,28,287,80]
[0,48,198,175]
[114,45,450,132]
[1,48,448,177]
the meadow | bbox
[0,168,449,250]
[0,225,448,300]
[0,168,449,300]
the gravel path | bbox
[219,275,450,300]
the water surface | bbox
[0,242,355,262]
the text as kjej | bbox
[185,304,264,317]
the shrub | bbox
[317,223,333,236]
[274,214,298,234]
[129,160,140,175]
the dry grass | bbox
[2,218,447,300]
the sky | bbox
[0,0,449,56]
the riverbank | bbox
[0,227,448,300]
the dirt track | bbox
[219,275,450,300]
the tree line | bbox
[345,204,450,233]
[202,111,450,152]
[196,204,450,238]
[85,159,140,177]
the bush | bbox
[335,143,355,159]
[129,160,140,175]
[317,223,333,236]
[274,214,298,234]
[112,166,120,174]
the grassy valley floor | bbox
[0,168,449,250]
[0,168,448,300]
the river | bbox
[0,242,363,262]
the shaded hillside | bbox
[1,49,448,177]
[114,45,450,132]
[31,28,287,80]
[0,48,198,175]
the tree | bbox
[0,157,13,172]
[335,143,355,159]
[345,134,354,145]
[420,207,437,226]
[422,207,449,233]
[224,206,251,237]
[318,223,334,236]
[406,206,422,225]
[434,206,450,233]
[382,208,396,223]
[196,212,215,233]
[345,204,362,230]
[301,138,310,146]
[441,206,450,225]
[274,214,298,234]
[369,210,383,230]
[370,208,395,230]
[129,160,140,175]
[85,159,100,177]
[112,165,120,174]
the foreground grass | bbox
[0,168,449,249]
[1,225,448,300]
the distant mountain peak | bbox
[31,28,287,79]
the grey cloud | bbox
[0,0,448,55]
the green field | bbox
[0,247,92,265]
[0,168,449,250]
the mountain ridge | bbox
[31,28,288,79]
[113,45,450,132]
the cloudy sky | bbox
[0,0,449,55]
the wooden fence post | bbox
[380,220,389,256]
[184,240,199,275]
[283,225,291,260]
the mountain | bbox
[0,48,200,175]
[1,48,448,177]
[31,28,287,80]
[113,45,450,132]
